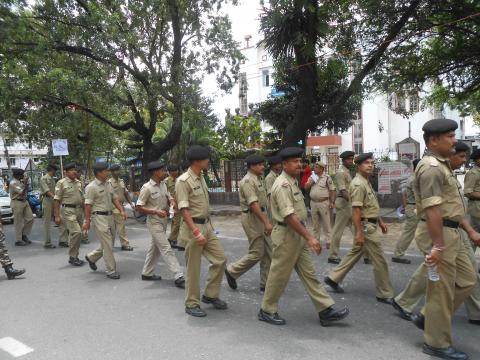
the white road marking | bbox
[0,337,34,358]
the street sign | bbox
[52,139,69,156]
[270,87,285,97]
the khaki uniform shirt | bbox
[309,174,335,201]
[9,179,26,200]
[464,166,480,218]
[350,173,380,219]
[40,174,55,197]
[414,151,465,223]
[108,177,127,203]
[175,168,210,219]
[137,179,171,223]
[84,179,118,212]
[54,177,83,205]
[335,164,352,196]
[239,171,268,211]
[265,171,279,198]
[270,171,307,223]
[166,176,177,198]
[404,174,416,204]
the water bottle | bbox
[427,250,440,282]
[169,206,174,219]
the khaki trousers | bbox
[142,217,183,279]
[112,210,129,247]
[11,199,34,242]
[394,205,419,258]
[311,200,332,245]
[61,208,83,258]
[169,213,181,241]
[59,216,69,244]
[328,222,394,299]
[42,197,53,245]
[179,221,227,308]
[329,198,352,259]
[87,214,116,274]
[78,208,89,242]
[227,213,272,287]
[462,231,480,321]
[261,225,335,314]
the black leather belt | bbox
[93,211,112,216]
[311,198,329,202]
[277,221,306,227]
[242,207,266,213]
[13,198,26,202]
[62,204,81,208]
[192,217,209,224]
[361,218,378,224]
[421,218,460,229]
[407,202,416,205]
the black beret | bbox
[64,163,76,171]
[454,141,470,153]
[12,168,24,176]
[47,163,58,171]
[278,147,303,160]
[422,118,458,134]
[93,162,108,172]
[470,149,480,160]
[109,164,121,171]
[167,164,180,172]
[147,160,165,171]
[340,151,355,159]
[187,145,210,161]
[354,152,374,165]
[245,154,265,166]
[267,155,282,165]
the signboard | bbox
[270,87,285,98]
[398,143,417,161]
[377,162,412,195]
[52,139,69,156]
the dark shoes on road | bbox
[319,306,350,326]
[392,299,413,321]
[469,319,480,325]
[22,235,32,244]
[412,313,425,330]
[59,242,69,248]
[423,344,469,360]
[85,255,97,271]
[376,297,393,305]
[142,274,162,281]
[4,264,26,280]
[186,306,207,317]
[224,268,237,290]
[327,257,341,264]
[107,272,120,280]
[15,241,27,246]
[69,257,84,266]
[392,257,411,264]
[363,258,372,265]
[174,276,185,289]
[258,309,286,325]
[44,244,56,249]
[201,296,228,310]
[324,276,344,293]
[121,245,133,251]
[169,239,185,251]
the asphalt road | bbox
[0,216,478,360]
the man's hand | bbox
[120,211,127,221]
[307,236,322,255]
[194,232,207,246]
[156,209,167,218]
[264,222,273,236]
[425,247,443,267]
[380,222,388,234]
[54,216,61,226]
[170,199,177,209]
[82,221,90,233]
[329,202,335,209]
[354,231,365,246]
[468,231,480,246]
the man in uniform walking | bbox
[83,162,127,280]
[76,167,90,244]
[304,161,336,250]
[265,155,282,198]
[258,147,349,326]
[464,148,480,256]
[108,164,134,251]
[53,163,85,266]
[325,153,394,304]
[391,159,421,264]
[225,154,273,291]
[176,145,227,317]
[166,164,183,251]
[9,168,34,246]
[0,224,25,280]
[40,164,58,249]
[135,161,185,288]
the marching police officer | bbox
[135,161,185,288]
[76,166,90,244]
[258,147,349,326]
[464,148,480,254]
[40,163,58,249]
[176,145,228,317]
[304,161,336,249]
[83,162,127,280]
[9,168,33,246]
[225,154,272,291]
[391,159,421,264]
[325,153,394,304]
[0,224,25,280]
[166,164,183,251]
[265,155,282,199]
[108,164,134,251]
[53,163,85,266]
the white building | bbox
[0,138,48,170]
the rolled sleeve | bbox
[53,184,63,201]
[175,181,190,210]
[421,196,443,209]
[464,172,476,194]
[84,186,95,205]
[418,166,444,209]
[136,187,149,207]
[327,177,336,191]
[275,187,295,219]
[243,181,259,206]
[350,184,365,207]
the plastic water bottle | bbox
[427,250,440,282]
[169,206,174,219]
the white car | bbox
[0,189,14,224]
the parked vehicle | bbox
[0,189,14,223]
[27,190,42,218]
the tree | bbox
[0,0,242,173]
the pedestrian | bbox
[0,224,25,280]
[304,161,336,250]
[264,155,282,201]
[166,164,184,251]
[391,159,421,264]
[9,168,34,246]
[324,153,394,304]
[83,162,127,280]
[225,154,273,292]
[76,167,90,244]
[40,163,58,249]
[108,164,134,251]
[176,145,227,317]
[464,148,480,256]
[53,163,85,266]
[258,147,349,326]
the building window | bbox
[397,95,406,112]
[409,93,419,113]
[239,72,248,115]
[9,158,15,166]
[352,112,363,154]
[33,158,39,162]
[4,140,13,147]
[262,70,270,87]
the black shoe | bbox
[69,257,84,266]
[392,257,411,264]
[468,319,480,325]
[364,258,372,265]
[142,274,162,281]
[318,306,350,326]
[107,272,120,280]
[260,286,265,292]
[121,245,133,251]
[15,241,27,246]
[169,239,178,249]
[324,276,344,293]
[174,276,185,288]
[59,242,69,248]
[176,245,185,251]
[44,244,56,249]
[201,295,228,310]
[422,344,469,360]
[392,299,413,321]
[412,313,425,330]
[81,239,90,244]
[224,268,237,290]
[258,309,286,325]
[328,257,341,264]
[22,235,32,244]
[85,255,97,271]
[186,306,207,317]
[4,264,26,280]
[376,297,393,305]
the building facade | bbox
[0,139,48,171]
